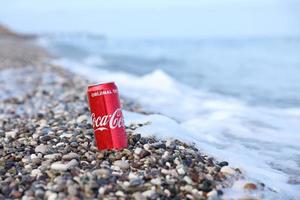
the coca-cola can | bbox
[87,82,127,150]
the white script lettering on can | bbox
[92,108,125,131]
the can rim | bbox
[88,81,115,88]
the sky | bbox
[0,0,299,38]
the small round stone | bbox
[113,160,129,170]
[70,142,79,147]
[35,144,49,154]
[244,183,257,190]
[220,166,236,176]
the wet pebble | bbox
[220,166,236,176]
[243,183,257,190]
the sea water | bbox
[38,35,300,199]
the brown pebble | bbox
[139,150,151,159]
[243,183,257,190]
[10,190,23,198]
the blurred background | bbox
[1,0,299,107]
[1,0,300,198]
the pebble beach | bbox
[0,26,262,200]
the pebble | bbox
[139,150,151,159]
[10,191,23,198]
[243,183,257,190]
[93,168,110,178]
[177,165,186,175]
[151,142,166,149]
[76,115,89,123]
[68,184,79,196]
[218,161,229,167]
[116,191,125,197]
[162,151,169,159]
[134,147,143,155]
[129,178,143,187]
[50,159,78,171]
[51,162,68,171]
[67,159,79,169]
[133,192,146,200]
[70,141,79,147]
[181,185,193,193]
[5,131,17,139]
[143,144,150,150]
[165,139,172,148]
[113,160,129,170]
[47,192,58,200]
[150,178,161,185]
[164,189,171,197]
[142,190,155,198]
[39,135,51,142]
[35,144,49,154]
[35,189,45,198]
[220,166,236,176]
[183,176,194,184]
[31,169,42,177]
[62,152,80,161]
[44,153,62,160]
[207,190,218,199]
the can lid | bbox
[88,82,116,90]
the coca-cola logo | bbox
[91,108,125,131]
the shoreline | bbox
[0,26,263,199]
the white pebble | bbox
[220,166,236,176]
[164,189,171,197]
[183,176,193,184]
[115,191,125,197]
[207,190,218,199]
[128,172,139,180]
[35,144,49,154]
[150,178,161,185]
[133,192,146,200]
[32,133,39,139]
[113,160,129,170]
[51,162,68,171]
[143,144,150,150]
[77,115,89,123]
[31,169,41,177]
[181,185,193,192]
[47,192,57,200]
[134,147,143,155]
[162,151,169,159]
[174,157,181,165]
[56,142,65,147]
[44,153,61,160]
[5,131,17,139]
[30,154,38,160]
[177,165,186,175]
[98,187,106,195]
[50,159,78,171]
[165,139,172,147]
[142,189,154,197]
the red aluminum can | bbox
[87,82,127,150]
